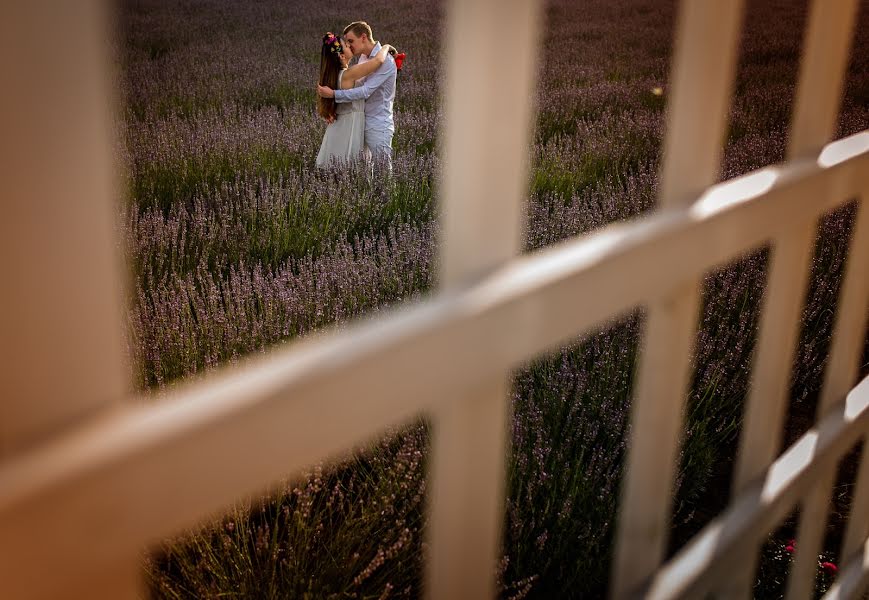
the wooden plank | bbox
[787,0,861,160]
[643,375,869,599]
[790,472,838,600]
[427,378,511,600]
[787,5,864,588]
[65,554,144,600]
[792,197,867,600]
[611,2,745,596]
[0,1,127,455]
[657,0,746,209]
[820,536,869,600]
[437,0,540,287]
[824,194,869,572]
[428,0,542,595]
[0,2,140,598]
[723,219,817,599]
[612,282,701,596]
[0,136,865,599]
[842,438,869,562]
[732,2,858,595]
[733,223,816,495]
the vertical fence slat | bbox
[0,2,138,598]
[436,1,541,287]
[787,0,861,161]
[426,0,541,597]
[723,223,818,597]
[819,536,869,600]
[781,2,861,598]
[733,225,816,497]
[0,2,127,455]
[782,364,835,600]
[65,554,143,600]
[841,435,869,561]
[428,379,511,600]
[830,444,869,598]
[829,188,869,575]
[656,1,746,209]
[729,2,858,594]
[612,282,702,597]
[787,0,859,163]
[610,2,745,597]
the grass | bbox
[128,163,435,285]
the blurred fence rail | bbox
[0,1,867,599]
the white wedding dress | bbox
[316,70,365,168]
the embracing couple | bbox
[315,21,403,172]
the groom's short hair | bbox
[343,21,373,41]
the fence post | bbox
[774,2,861,598]
[426,0,541,597]
[611,2,746,597]
[0,2,138,598]
[833,188,869,581]
[728,1,859,596]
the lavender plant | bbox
[117,0,869,597]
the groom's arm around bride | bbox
[317,21,398,170]
[319,47,396,106]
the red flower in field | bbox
[394,52,406,71]
[820,561,838,575]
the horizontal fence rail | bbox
[429,0,542,595]
[645,375,869,599]
[0,132,867,598]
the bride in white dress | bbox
[316,32,393,168]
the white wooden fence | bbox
[0,0,867,598]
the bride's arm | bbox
[340,45,393,89]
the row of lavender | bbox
[131,189,855,597]
[120,0,869,596]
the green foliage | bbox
[148,426,429,599]
[131,149,305,215]
[241,84,318,112]
[532,153,612,198]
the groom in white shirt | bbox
[317,21,397,173]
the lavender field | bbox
[119,0,869,597]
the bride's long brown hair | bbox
[318,33,344,121]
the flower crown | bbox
[323,32,343,55]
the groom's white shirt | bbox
[334,42,397,134]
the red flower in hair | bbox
[394,52,406,71]
[820,561,838,575]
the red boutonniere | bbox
[394,52,406,71]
